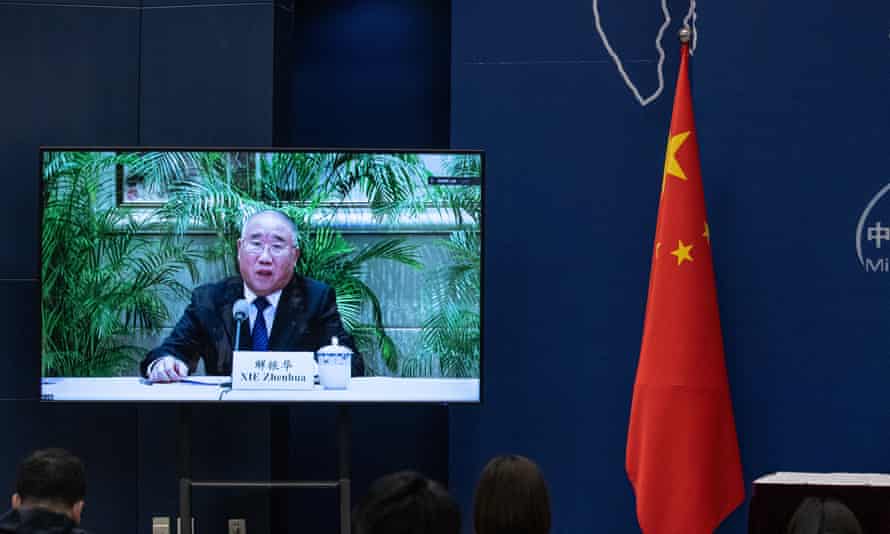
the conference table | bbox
[41,376,480,402]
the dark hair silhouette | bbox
[16,448,86,507]
[785,497,863,534]
[473,455,551,534]
[353,470,460,534]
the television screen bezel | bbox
[38,146,484,405]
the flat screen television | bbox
[40,148,482,402]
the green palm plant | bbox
[41,151,201,376]
[152,151,427,373]
[405,154,482,378]
[296,225,422,370]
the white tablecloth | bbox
[41,376,480,403]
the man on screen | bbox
[0,448,89,534]
[140,210,363,382]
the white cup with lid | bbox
[317,336,352,390]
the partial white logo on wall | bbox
[856,183,890,272]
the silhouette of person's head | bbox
[786,497,863,534]
[353,470,460,534]
[473,455,551,534]
[12,448,86,524]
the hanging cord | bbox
[682,0,698,55]
[592,0,698,106]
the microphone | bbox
[232,299,249,351]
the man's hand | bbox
[147,356,189,383]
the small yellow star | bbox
[655,242,662,258]
[661,131,691,193]
[670,240,694,266]
[702,222,710,244]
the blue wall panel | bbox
[450,1,890,533]
[137,405,274,534]
[281,0,450,149]
[139,4,275,146]
[0,282,40,400]
[0,3,141,530]
[0,4,140,278]
[271,405,449,533]
[0,1,281,532]
[0,402,137,533]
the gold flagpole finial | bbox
[678,27,692,43]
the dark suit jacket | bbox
[140,275,363,377]
[0,509,89,534]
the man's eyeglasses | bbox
[242,240,293,257]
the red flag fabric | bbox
[626,43,745,534]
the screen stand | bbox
[177,405,192,534]
[177,405,352,534]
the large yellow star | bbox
[670,240,694,266]
[661,131,691,192]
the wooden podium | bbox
[749,473,890,534]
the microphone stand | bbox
[233,315,246,351]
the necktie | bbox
[252,296,270,351]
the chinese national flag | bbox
[626,42,745,534]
